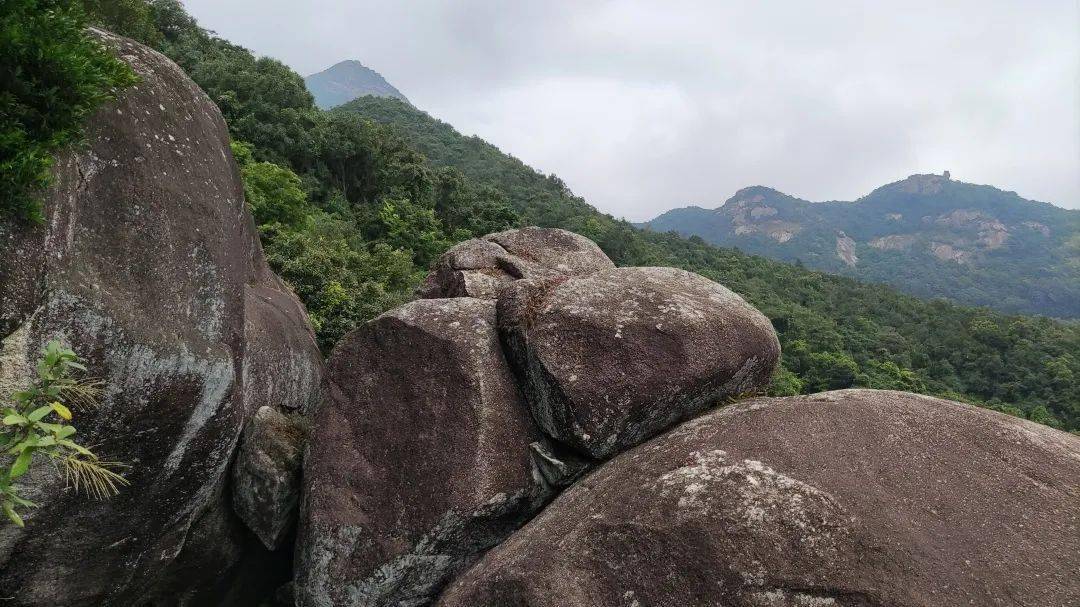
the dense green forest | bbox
[7,0,1080,433]
[1,0,138,221]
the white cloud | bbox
[181,0,1080,218]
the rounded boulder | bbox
[497,266,780,459]
[438,390,1080,607]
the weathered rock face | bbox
[417,238,515,299]
[417,227,614,299]
[438,390,1080,607]
[296,298,551,607]
[0,30,322,605]
[484,227,615,277]
[232,406,307,551]
[498,266,779,459]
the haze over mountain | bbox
[643,175,1080,317]
[304,60,408,109]
[172,1,1080,219]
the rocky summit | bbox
[3,26,1079,607]
[296,228,780,606]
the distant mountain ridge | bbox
[304,60,408,109]
[643,174,1080,317]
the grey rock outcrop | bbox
[417,227,614,299]
[296,298,552,607]
[0,30,322,605]
[498,266,779,459]
[438,390,1080,607]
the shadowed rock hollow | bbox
[0,30,322,606]
[437,390,1080,607]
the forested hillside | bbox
[643,177,1080,318]
[16,1,1078,432]
[338,96,1080,431]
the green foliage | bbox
[80,0,160,45]
[262,214,419,352]
[1,341,128,526]
[767,366,804,397]
[232,141,311,228]
[434,167,519,237]
[377,199,453,268]
[0,0,138,221]
[803,351,860,392]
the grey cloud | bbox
[181,0,1080,218]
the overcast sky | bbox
[181,0,1080,219]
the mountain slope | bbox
[305,60,409,109]
[337,96,1080,431]
[644,175,1080,317]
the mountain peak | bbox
[305,60,409,110]
[721,185,805,210]
[885,171,954,194]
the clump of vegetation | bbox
[1,340,128,526]
[0,0,138,221]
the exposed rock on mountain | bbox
[304,60,409,110]
[498,267,779,459]
[417,238,513,299]
[643,175,1080,317]
[296,298,548,607]
[438,390,1080,607]
[835,231,857,266]
[869,233,916,250]
[417,227,614,299]
[0,31,322,606]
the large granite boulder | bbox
[438,390,1080,607]
[296,298,554,607]
[417,227,614,299]
[498,266,779,459]
[0,30,322,605]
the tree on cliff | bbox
[0,0,137,221]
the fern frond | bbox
[62,455,130,500]
[58,379,103,411]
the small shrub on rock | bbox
[1,340,128,526]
